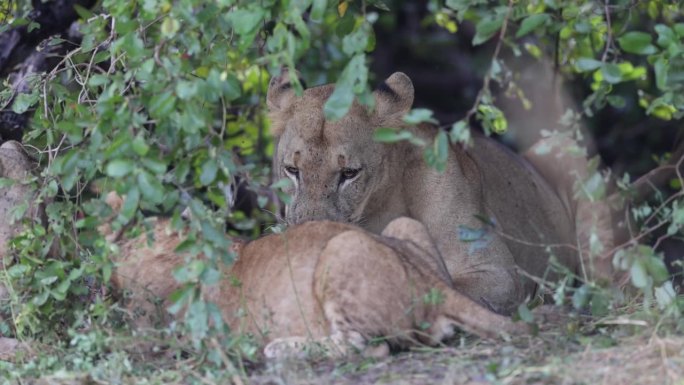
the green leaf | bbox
[342,21,371,55]
[310,0,328,22]
[176,80,198,100]
[148,91,176,118]
[516,14,549,38]
[572,284,590,309]
[335,14,355,37]
[654,58,668,91]
[606,95,626,109]
[600,63,623,84]
[140,158,167,175]
[7,264,28,278]
[0,177,15,188]
[73,4,94,20]
[106,159,135,177]
[33,291,49,306]
[168,285,195,315]
[423,287,445,305]
[132,135,150,156]
[435,130,448,164]
[403,108,438,125]
[137,171,165,204]
[270,178,293,190]
[202,220,230,248]
[117,33,145,61]
[675,23,684,37]
[373,128,414,143]
[424,130,449,172]
[175,236,199,254]
[576,58,603,72]
[449,120,471,144]
[477,104,508,134]
[119,186,140,223]
[654,24,676,47]
[200,159,218,186]
[590,290,609,317]
[201,266,221,285]
[186,300,209,341]
[516,303,534,323]
[161,17,181,38]
[630,259,650,289]
[11,92,39,114]
[473,15,503,46]
[228,8,266,36]
[655,281,676,310]
[644,256,669,285]
[173,260,206,283]
[324,83,354,121]
[617,31,657,55]
[222,72,242,101]
[324,54,367,120]
[445,0,470,12]
[88,74,109,87]
[368,0,390,11]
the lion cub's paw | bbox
[265,337,319,360]
[263,334,390,360]
[264,336,350,360]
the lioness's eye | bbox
[340,168,360,180]
[284,166,299,177]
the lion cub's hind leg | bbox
[309,230,419,356]
[263,228,402,361]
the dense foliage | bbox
[1,0,683,380]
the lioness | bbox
[112,217,523,358]
[268,71,613,315]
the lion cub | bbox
[112,217,523,358]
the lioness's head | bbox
[268,71,414,225]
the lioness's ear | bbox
[374,72,414,122]
[267,69,305,111]
[267,70,302,137]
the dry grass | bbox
[247,328,682,385]
[5,308,683,385]
[234,306,684,385]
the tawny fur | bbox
[267,71,616,314]
[112,218,524,359]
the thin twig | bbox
[494,228,579,252]
[463,0,515,123]
[601,0,613,62]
